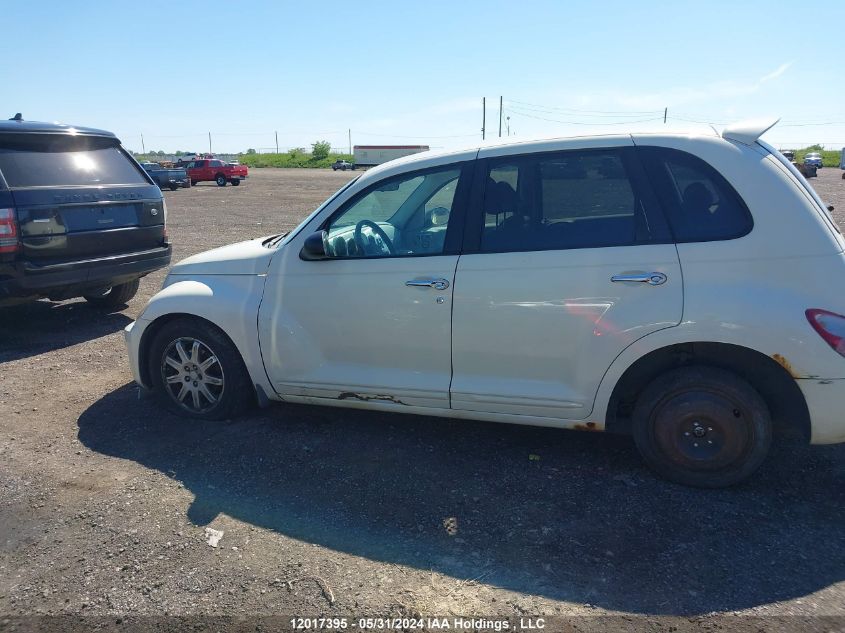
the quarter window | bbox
[638,147,752,242]
[481,149,657,252]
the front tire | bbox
[148,318,253,420]
[169,183,178,191]
[632,366,772,488]
[215,175,227,186]
[83,279,140,309]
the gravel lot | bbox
[1,167,844,625]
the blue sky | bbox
[4,0,844,154]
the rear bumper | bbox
[799,378,845,444]
[0,244,172,301]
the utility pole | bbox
[348,128,352,155]
[208,132,212,154]
[498,96,503,138]
[664,107,668,124]
[482,97,486,140]
[140,133,145,154]
[275,131,279,154]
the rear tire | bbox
[191,180,198,186]
[631,366,772,488]
[148,317,253,420]
[231,179,240,186]
[215,175,227,186]
[83,279,140,309]
[169,183,178,191]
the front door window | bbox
[324,167,462,258]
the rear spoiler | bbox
[722,118,780,145]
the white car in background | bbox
[125,119,845,488]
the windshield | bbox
[271,176,361,248]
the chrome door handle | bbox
[405,278,450,290]
[611,272,667,286]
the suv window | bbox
[638,146,752,242]
[0,134,147,188]
[481,149,661,252]
[324,165,464,258]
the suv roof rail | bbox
[722,117,780,145]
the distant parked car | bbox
[781,150,795,161]
[0,117,170,308]
[804,152,823,169]
[175,153,200,165]
[332,160,355,171]
[186,159,248,186]
[228,160,241,166]
[126,118,845,488]
[140,162,189,191]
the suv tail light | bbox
[0,208,20,254]
[806,309,845,357]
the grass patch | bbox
[239,152,354,169]
[790,147,842,168]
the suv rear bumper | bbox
[0,244,172,302]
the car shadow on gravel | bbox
[78,383,845,615]
[0,299,131,363]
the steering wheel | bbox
[353,220,395,256]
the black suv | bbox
[0,117,171,308]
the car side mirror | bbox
[300,230,330,260]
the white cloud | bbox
[760,61,794,83]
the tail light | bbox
[806,309,845,357]
[162,199,168,242]
[0,208,20,254]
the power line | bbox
[353,130,478,139]
[506,98,663,115]
[507,109,664,126]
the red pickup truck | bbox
[186,159,248,187]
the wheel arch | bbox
[603,341,811,442]
[136,277,276,401]
[138,312,203,388]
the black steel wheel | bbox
[632,366,772,488]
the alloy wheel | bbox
[160,337,225,413]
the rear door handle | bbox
[611,272,667,286]
[405,278,450,290]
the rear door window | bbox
[480,148,667,252]
[638,146,752,242]
[0,134,147,188]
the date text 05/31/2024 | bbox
[289,617,546,630]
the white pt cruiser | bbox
[125,119,845,487]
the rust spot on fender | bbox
[772,354,799,378]
[574,421,600,432]
[338,392,407,405]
